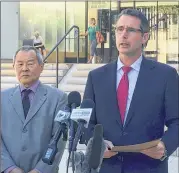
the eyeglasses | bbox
[115,26,143,34]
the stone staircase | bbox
[1,63,71,90]
[59,64,105,98]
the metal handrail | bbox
[43,25,80,88]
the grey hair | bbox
[13,46,44,64]
[117,8,150,34]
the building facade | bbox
[1,1,179,64]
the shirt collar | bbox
[20,80,40,93]
[117,54,143,72]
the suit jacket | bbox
[1,82,68,173]
[83,57,179,173]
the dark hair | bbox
[117,8,149,33]
[90,18,96,21]
[13,46,43,64]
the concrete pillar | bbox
[1,2,19,59]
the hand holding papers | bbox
[111,139,160,152]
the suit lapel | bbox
[9,86,25,123]
[23,83,47,127]
[124,58,155,129]
[107,61,123,130]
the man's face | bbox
[13,50,43,87]
[115,15,149,57]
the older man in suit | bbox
[83,9,179,173]
[1,46,68,173]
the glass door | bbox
[88,1,118,63]
[136,2,158,61]
[158,2,179,65]
[65,2,86,63]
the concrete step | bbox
[76,64,105,71]
[1,83,18,89]
[1,83,54,90]
[1,63,70,70]
[1,70,65,77]
[44,63,70,70]
[41,70,66,77]
[60,85,85,93]
[72,71,89,77]
[1,70,16,76]
[66,78,87,85]
[172,148,179,157]
[168,64,179,72]
[1,76,58,84]
[1,63,13,69]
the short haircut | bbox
[90,18,96,21]
[117,8,150,33]
[13,46,44,64]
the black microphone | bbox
[68,91,81,153]
[69,124,106,173]
[42,105,71,165]
[42,91,81,165]
[71,99,95,152]
[88,124,104,172]
[68,91,81,110]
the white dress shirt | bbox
[116,55,143,124]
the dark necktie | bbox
[117,66,132,123]
[22,89,31,118]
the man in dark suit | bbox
[83,9,179,173]
[1,46,67,173]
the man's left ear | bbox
[142,32,150,45]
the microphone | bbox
[42,91,81,165]
[68,91,81,153]
[71,99,95,152]
[42,105,70,165]
[68,91,81,110]
[88,124,105,172]
[69,124,106,173]
[54,105,71,125]
[54,91,81,126]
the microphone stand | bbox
[90,169,99,173]
[70,120,86,173]
[68,103,78,173]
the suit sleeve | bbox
[1,137,16,172]
[161,68,179,156]
[34,92,68,173]
[83,72,97,143]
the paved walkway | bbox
[58,149,178,173]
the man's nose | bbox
[22,64,29,71]
[121,29,128,38]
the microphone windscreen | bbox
[68,91,81,107]
[89,124,104,169]
[81,137,93,173]
[80,99,95,109]
[81,124,105,173]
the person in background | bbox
[32,31,47,57]
[83,8,179,173]
[1,46,67,173]
[80,18,100,63]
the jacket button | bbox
[22,146,27,151]
[22,128,27,133]
[123,132,128,136]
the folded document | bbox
[111,139,160,152]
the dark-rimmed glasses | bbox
[115,26,143,34]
